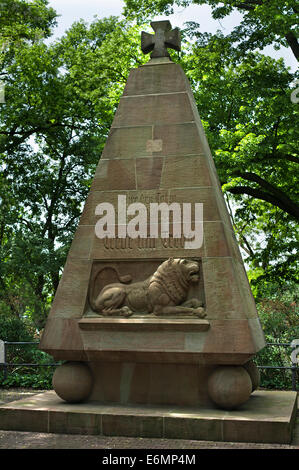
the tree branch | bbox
[285,32,299,61]
[237,171,298,210]
[283,154,299,164]
[235,3,255,11]
[240,233,255,257]
[235,0,263,11]
[234,1,299,61]
[250,152,299,165]
[227,185,299,220]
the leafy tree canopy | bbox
[0,13,146,328]
[124,0,299,60]
[0,0,57,38]
[177,27,298,291]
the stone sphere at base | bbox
[52,362,93,403]
[243,360,260,392]
[208,366,252,410]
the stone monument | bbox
[39,20,267,411]
[0,21,297,444]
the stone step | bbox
[0,390,297,445]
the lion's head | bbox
[155,258,200,282]
[150,258,200,304]
[172,258,200,283]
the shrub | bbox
[0,370,53,389]
[0,316,35,342]
[255,297,299,390]
[0,316,58,389]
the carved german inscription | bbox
[103,235,193,250]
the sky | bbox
[47,0,297,71]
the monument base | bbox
[0,390,297,444]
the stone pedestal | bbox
[0,22,292,445]
[40,56,265,410]
[0,390,297,444]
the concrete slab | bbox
[0,390,297,444]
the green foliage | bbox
[0,0,57,75]
[0,318,57,389]
[0,315,35,341]
[0,315,43,369]
[254,286,299,389]
[0,0,57,42]
[257,287,299,340]
[124,0,299,59]
[0,15,146,327]
[177,26,298,287]
[0,1,59,327]
[0,342,55,390]
[0,369,53,389]
[1,344,58,389]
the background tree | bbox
[178,29,298,293]
[124,0,299,60]
[0,0,57,68]
[0,0,57,40]
[0,14,145,328]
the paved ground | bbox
[0,388,298,449]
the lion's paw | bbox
[121,306,133,318]
[193,307,207,318]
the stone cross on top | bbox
[141,20,181,59]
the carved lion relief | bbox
[88,258,206,318]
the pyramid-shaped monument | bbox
[40,21,266,410]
